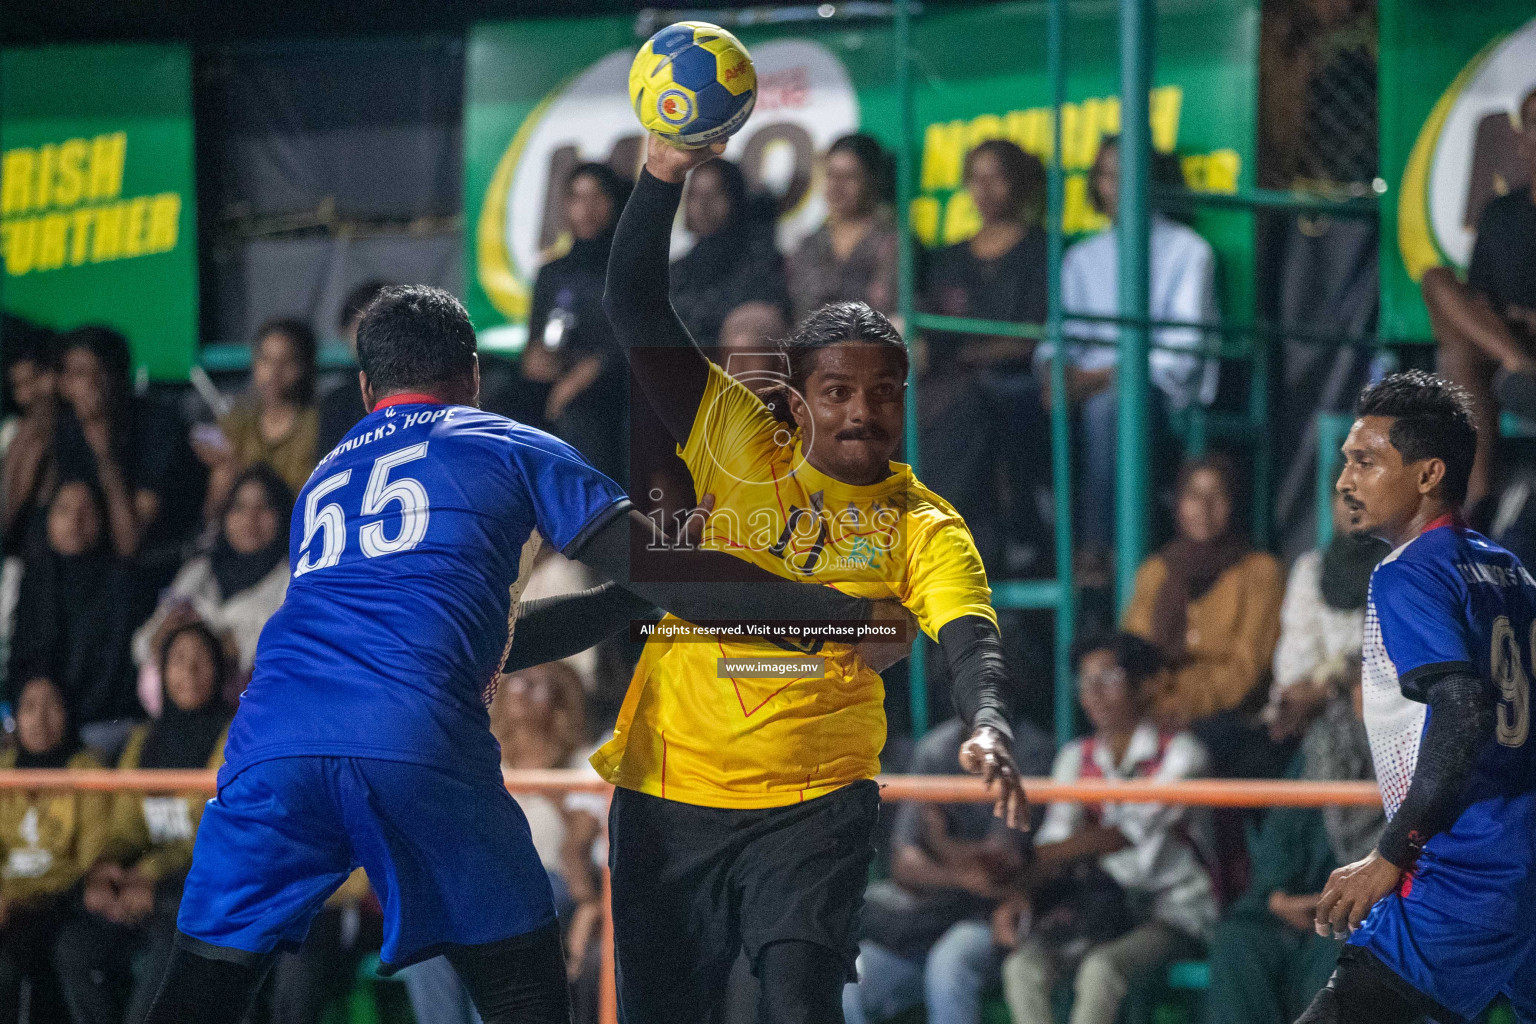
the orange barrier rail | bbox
[0,769,1385,806]
[0,768,1381,1023]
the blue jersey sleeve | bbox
[506,426,629,556]
[1373,558,1476,701]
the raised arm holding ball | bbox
[596,74,1028,1021]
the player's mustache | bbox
[836,426,888,442]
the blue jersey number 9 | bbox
[295,443,432,577]
[1490,615,1532,749]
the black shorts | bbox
[608,780,879,1022]
[1296,945,1469,1024]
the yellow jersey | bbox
[592,361,995,808]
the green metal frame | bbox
[187,0,1387,751]
[893,0,1080,743]
[888,0,1368,744]
[1115,0,1154,614]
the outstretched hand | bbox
[959,726,1029,831]
[645,133,726,184]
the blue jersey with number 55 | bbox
[219,397,628,789]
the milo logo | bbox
[476,39,858,323]
[1399,17,1536,278]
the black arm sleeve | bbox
[503,582,657,674]
[1376,670,1495,868]
[603,168,711,443]
[937,614,1013,741]
[570,507,873,638]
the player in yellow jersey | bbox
[598,135,1028,1024]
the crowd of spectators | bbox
[4,113,1531,1023]
[0,286,626,1020]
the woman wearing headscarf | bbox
[8,479,153,733]
[667,157,788,347]
[3,326,200,561]
[133,464,293,707]
[1263,491,1389,742]
[53,622,232,1024]
[1123,454,1286,728]
[522,162,632,483]
[0,676,110,1024]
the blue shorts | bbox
[1350,889,1536,1022]
[178,756,555,970]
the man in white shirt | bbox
[1034,137,1219,561]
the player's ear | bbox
[1418,457,1447,497]
[359,370,375,413]
[787,387,810,432]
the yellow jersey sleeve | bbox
[677,361,783,501]
[903,516,998,641]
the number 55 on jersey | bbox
[223,395,628,781]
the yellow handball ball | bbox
[628,21,756,149]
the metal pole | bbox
[894,0,928,736]
[1250,336,1272,547]
[1046,0,1076,747]
[1114,0,1153,615]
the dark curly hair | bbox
[1088,134,1187,216]
[357,285,477,396]
[965,139,1047,227]
[1072,631,1163,681]
[1356,370,1478,505]
[1071,630,1164,705]
[255,317,318,405]
[761,301,908,426]
[828,133,896,207]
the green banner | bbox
[2,44,198,380]
[1380,5,1536,342]
[464,0,1258,350]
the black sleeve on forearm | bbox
[505,582,658,673]
[937,614,1013,741]
[603,168,710,442]
[1376,671,1494,868]
[570,507,873,639]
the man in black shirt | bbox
[314,280,390,456]
[1424,87,1536,511]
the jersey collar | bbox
[371,392,444,412]
[788,439,911,502]
[1421,512,1460,534]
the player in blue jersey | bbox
[1295,370,1536,1023]
[138,286,908,1024]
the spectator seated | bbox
[1204,665,1382,1024]
[997,633,1215,1024]
[1422,86,1536,514]
[53,622,232,1024]
[842,715,1053,1024]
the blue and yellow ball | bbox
[629,21,756,149]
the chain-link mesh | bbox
[1260,0,1378,191]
